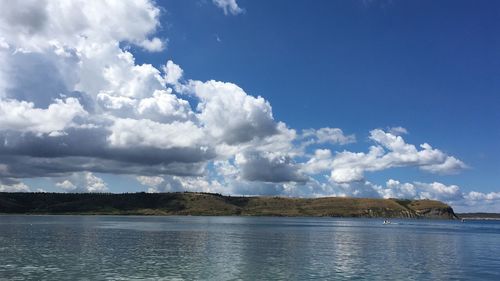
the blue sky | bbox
[147,0,500,191]
[0,0,499,212]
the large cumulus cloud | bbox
[0,0,280,181]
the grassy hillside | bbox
[0,192,458,219]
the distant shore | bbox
[457,213,500,220]
[1,192,459,219]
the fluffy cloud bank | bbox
[0,98,86,135]
[56,172,108,193]
[0,0,496,212]
[0,180,30,192]
[328,129,467,183]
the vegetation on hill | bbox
[0,192,458,219]
[457,213,500,220]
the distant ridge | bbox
[0,192,458,219]
[457,213,500,220]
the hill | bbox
[457,213,500,220]
[0,192,458,219]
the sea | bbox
[0,215,499,280]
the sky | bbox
[0,0,499,212]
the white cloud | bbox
[0,181,30,192]
[370,130,467,174]
[465,191,500,201]
[329,129,467,183]
[97,89,195,123]
[137,175,164,187]
[96,93,137,115]
[0,0,161,51]
[302,149,334,175]
[302,127,356,145]
[0,98,87,135]
[163,60,183,85]
[214,160,239,178]
[56,172,107,193]
[212,0,244,15]
[55,180,76,190]
[377,179,462,201]
[138,37,166,52]
[100,60,164,99]
[380,179,417,198]
[107,118,205,149]
[419,156,466,174]
[388,126,408,135]
[0,37,9,49]
[0,0,164,107]
[456,191,500,213]
[75,43,163,100]
[188,80,278,145]
[81,172,108,192]
[137,90,194,123]
[138,175,224,194]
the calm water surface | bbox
[0,215,499,280]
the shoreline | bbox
[460,217,500,221]
[0,213,455,218]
